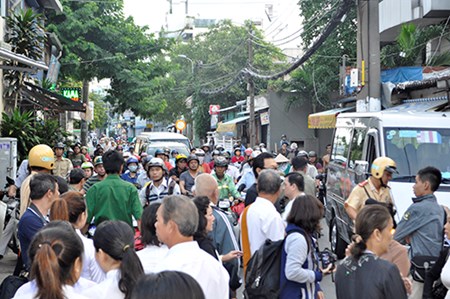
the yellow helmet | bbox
[29,144,55,170]
[371,157,397,179]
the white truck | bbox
[324,100,450,257]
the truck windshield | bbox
[385,128,450,180]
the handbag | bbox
[431,278,448,299]
[410,255,438,283]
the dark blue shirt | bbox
[18,204,47,269]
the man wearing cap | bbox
[345,157,397,221]
[168,154,188,183]
[201,144,213,163]
[81,156,107,195]
[139,158,180,206]
[52,142,73,179]
[180,155,202,196]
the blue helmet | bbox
[127,156,139,165]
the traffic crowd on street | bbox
[0,134,449,299]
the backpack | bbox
[244,228,306,299]
[0,275,28,299]
[145,177,176,205]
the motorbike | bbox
[0,176,21,257]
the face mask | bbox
[129,165,138,172]
[198,156,205,164]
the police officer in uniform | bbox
[53,142,73,179]
[345,157,398,221]
[344,157,411,278]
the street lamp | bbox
[177,54,194,74]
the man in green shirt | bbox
[86,150,143,228]
[212,156,242,201]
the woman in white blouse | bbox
[50,191,105,283]
[83,220,144,299]
[136,203,169,273]
[14,221,88,299]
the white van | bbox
[135,132,192,154]
[325,103,450,257]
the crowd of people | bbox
[1,133,449,299]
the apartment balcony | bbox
[379,0,450,43]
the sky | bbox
[123,0,303,50]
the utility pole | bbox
[356,0,381,110]
[80,79,89,145]
[248,26,256,147]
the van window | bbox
[348,128,366,169]
[331,127,352,167]
[385,128,450,179]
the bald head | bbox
[194,173,219,203]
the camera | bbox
[318,248,337,270]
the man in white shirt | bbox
[281,172,305,222]
[243,169,285,256]
[154,195,230,299]
[194,174,242,292]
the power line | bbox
[242,0,353,81]
[196,39,246,69]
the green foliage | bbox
[90,93,108,130]
[46,0,172,118]
[0,109,39,161]
[380,23,444,68]
[165,20,286,139]
[35,118,72,147]
[427,51,450,66]
[3,9,46,106]
[282,0,357,108]
[0,109,72,162]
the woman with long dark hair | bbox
[83,221,144,299]
[136,203,168,273]
[50,191,105,283]
[193,196,241,262]
[335,205,407,299]
[280,194,330,299]
[131,271,205,299]
[13,221,88,299]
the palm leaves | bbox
[3,9,46,108]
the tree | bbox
[46,0,172,140]
[281,0,357,108]
[380,23,448,68]
[3,9,46,108]
[165,20,286,139]
[90,93,108,130]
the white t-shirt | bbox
[14,278,94,299]
[246,197,285,255]
[76,229,105,283]
[154,241,230,299]
[137,244,169,273]
[82,269,123,299]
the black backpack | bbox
[244,228,306,299]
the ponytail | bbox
[349,234,367,259]
[50,191,86,224]
[32,242,64,299]
[94,221,144,299]
[351,205,391,260]
[29,222,83,299]
[119,244,145,299]
[50,198,70,222]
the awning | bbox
[20,82,86,112]
[385,96,448,112]
[308,106,354,129]
[216,115,249,133]
[0,47,48,71]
